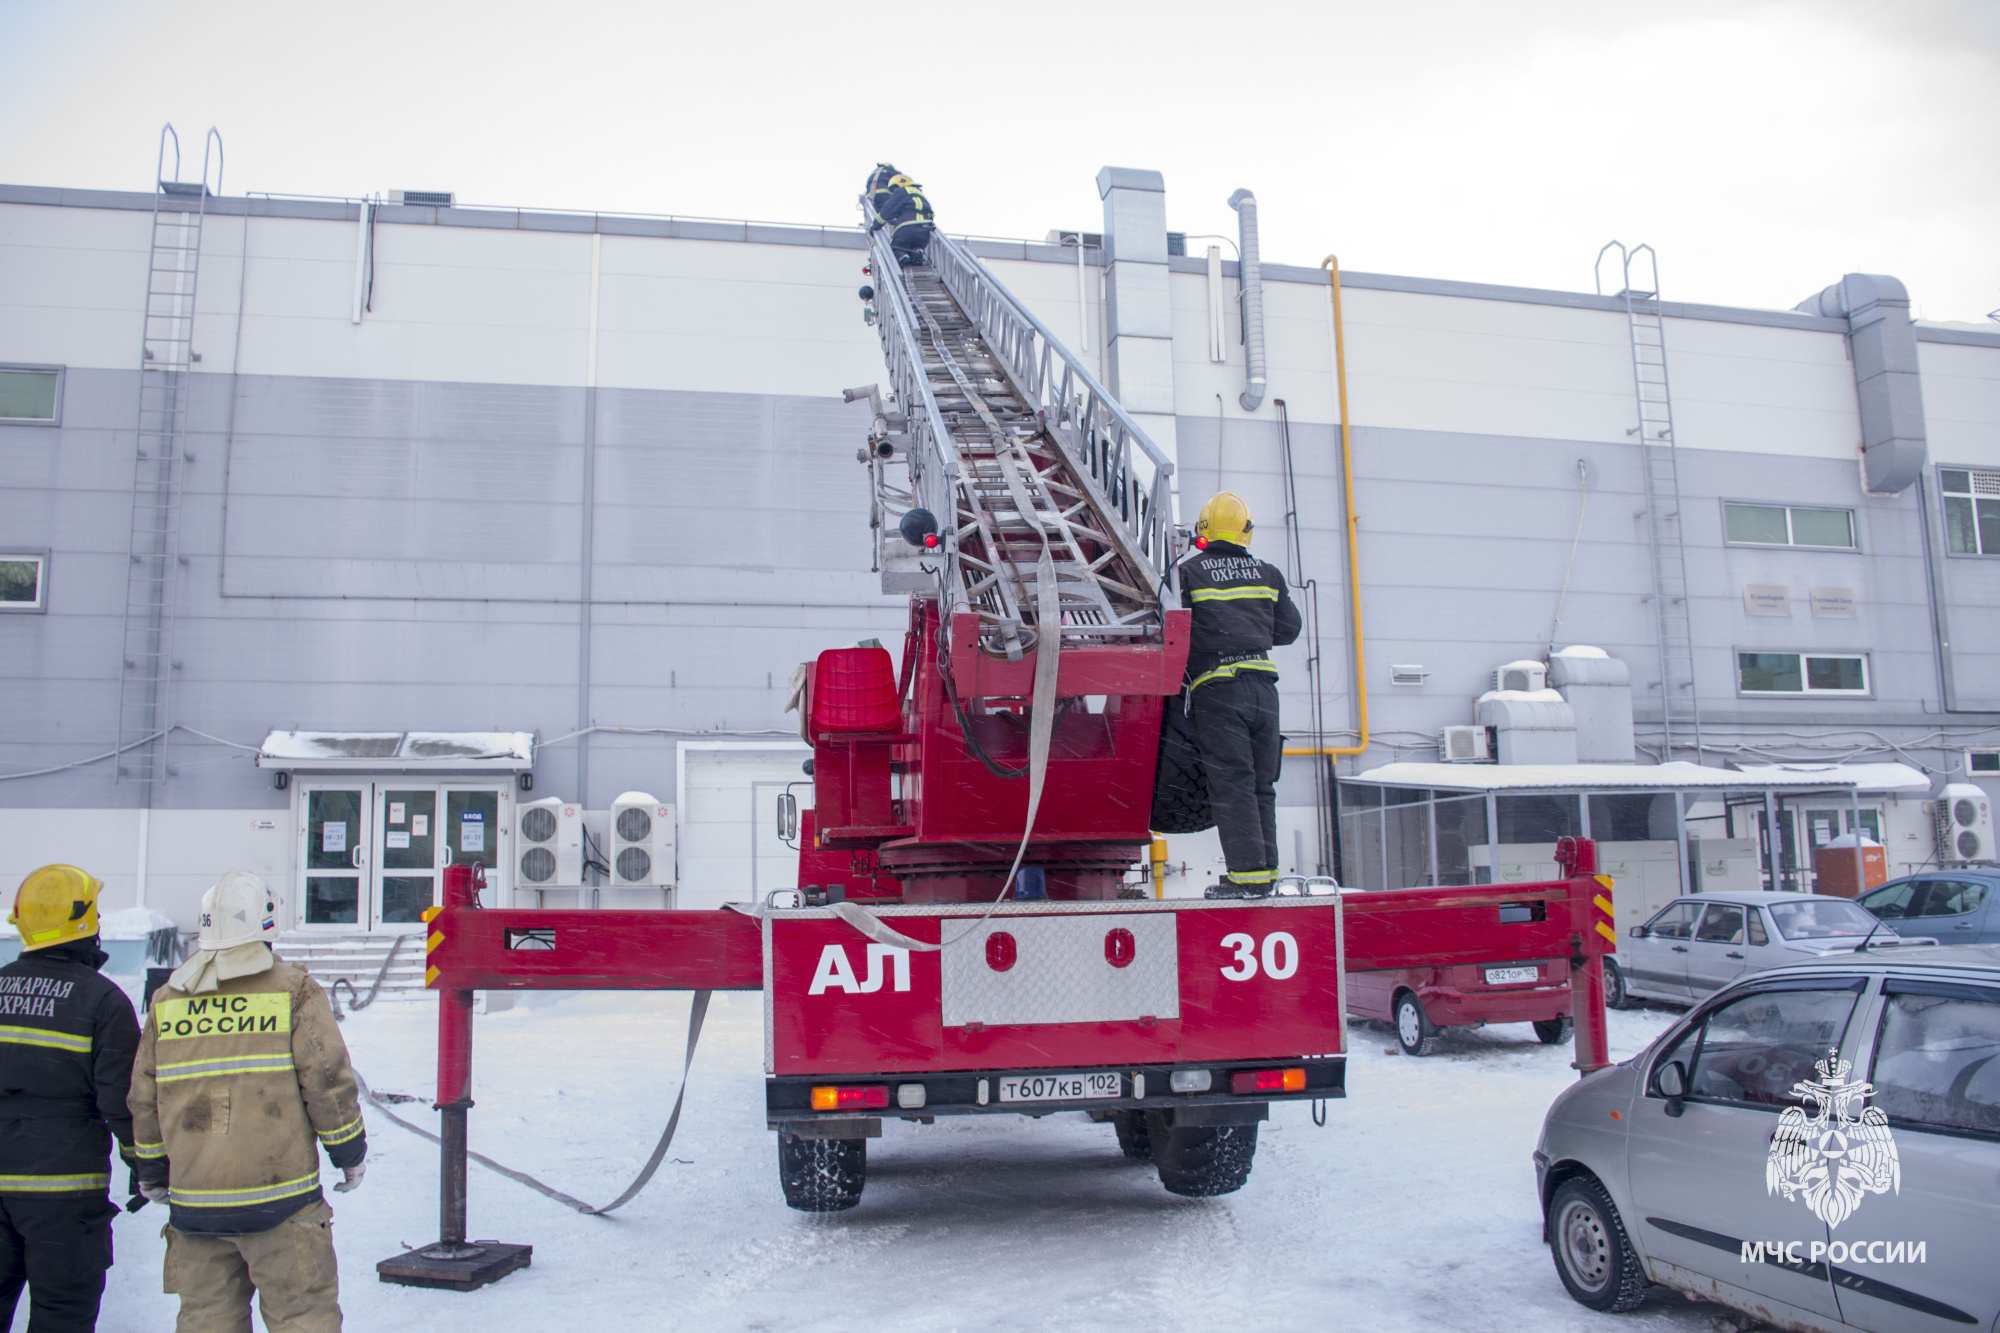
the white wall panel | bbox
[1919,340,2000,467]
[1663,320,1858,460]
[0,204,150,369]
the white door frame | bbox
[293,776,515,931]
[294,780,374,932]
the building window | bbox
[1722,502,1856,549]
[0,553,48,612]
[0,367,62,424]
[1737,651,1868,696]
[1941,468,2000,556]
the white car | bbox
[1607,892,1896,1007]
[1534,945,1999,1331]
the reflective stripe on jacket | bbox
[1178,540,1302,690]
[0,939,140,1196]
[128,955,366,1234]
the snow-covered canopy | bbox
[98,907,178,939]
[256,731,535,772]
[1348,759,1929,794]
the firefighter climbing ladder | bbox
[116,126,221,785]
[1597,241,1702,761]
[868,230,1178,659]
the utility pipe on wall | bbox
[1227,190,1267,411]
[1284,256,1369,760]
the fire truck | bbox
[390,225,1618,1290]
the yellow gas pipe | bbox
[1282,255,1369,759]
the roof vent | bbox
[1045,230,1103,248]
[390,190,454,207]
[1389,665,1429,687]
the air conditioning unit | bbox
[1441,725,1491,764]
[1494,660,1547,693]
[515,797,583,888]
[1939,783,1994,864]
[610,792,676,887]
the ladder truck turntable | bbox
[387,227,1619,1291]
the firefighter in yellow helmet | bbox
[1,865,142,1331]
[864,165,936,267]
[1181,494,1301,896]
[129,870,365,1332]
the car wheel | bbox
[1548,1176,1648,1312]
[1534,1016,1574,1046]
[1603,959,1634,1010]
[776,1132,866,1212]
[1394,992,1439,1057]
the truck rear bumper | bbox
[766,1057,1344,1129]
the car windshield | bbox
[1768,898,1877,940]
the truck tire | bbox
[1146,1112,1257,1197]
[1150,698,1214,834]
[1111,1110,1153,1161]
[1534,1016,1574,1046]
[1548,1176,1648,1312]
[777,1132,866,1212]
[1394,992,1439,1057]
[1603,959,1633,1010]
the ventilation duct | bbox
[1793,274,1926,493]
[1228,189,1266,412]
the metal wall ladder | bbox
[865,230,1177,660]
[1598,241,1702,760]
[116,126,222,785]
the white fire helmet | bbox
[197,870,281,950]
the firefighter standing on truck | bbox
[129,870,366,1333]
[1181,493,1301,896]
[1,864,140,1332]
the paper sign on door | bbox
[389,803,406,824]
[412,815,428,837]
[322,823,347,854]
[460,813,485,853]
[385,832,411,849]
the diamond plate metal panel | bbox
[940,913,1178,1028]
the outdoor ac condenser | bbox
[1440,725,1491,764]
[1939,783,1995,865]
[609,792,676,888]
[515,797,583,888]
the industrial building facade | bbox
[2,164,1996,934]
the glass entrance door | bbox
[375,788,439,931]
[301,785,368,929]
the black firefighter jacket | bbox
[1179,540,1303,692]
[0,937,140,1197]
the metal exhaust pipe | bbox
[1229,189,1267,412]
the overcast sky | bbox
[4,0,1996,321]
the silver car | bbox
[1607,892,1891,1007]
[1534,945,2000,1332]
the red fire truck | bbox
[389,227,1617,1291]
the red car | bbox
[1348,957,1574,1056]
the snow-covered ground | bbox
[81,992,1748,1333]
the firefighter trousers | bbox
[892,222,933,266]
[0,1192,116,1333]
[1190,672,1282,881]
[163,1199,341,1333]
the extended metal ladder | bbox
[1598,242,1702,760]
[116,126,222,784]
[866,229,1176,660]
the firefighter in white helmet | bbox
[1,865,142,1332]
[129,871,366,1332]
[1181,494,1301,895]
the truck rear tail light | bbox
[1169,1070,1212,1093]
[811,1085,890,1111]
[1230,1068,1306,1094]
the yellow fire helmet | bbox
[1195,492,1254,548]
[8,864,104,951]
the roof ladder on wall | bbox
[116,126,222,785]
[1598,241,1702,762]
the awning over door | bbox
[255,731,535,773]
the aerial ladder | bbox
[394,222,1619,1292]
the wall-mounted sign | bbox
[1810,587,1857,618]
[1743,584,1792,617]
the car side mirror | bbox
[777,792,799,843]
[1654,1060,1688,1117]
[1629,925,1648,939]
